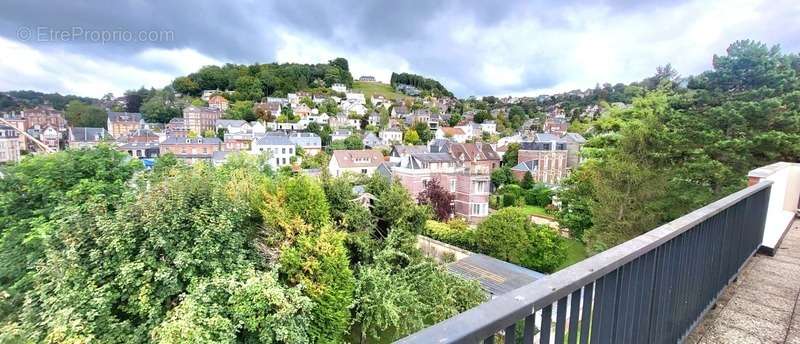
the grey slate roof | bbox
[447,254,545,296]
[512,160,539,172]
[256,134,293,146]
[289,132,322,147]
[107,111,142,122]
[70,127,109,143]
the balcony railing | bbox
[397,181,772,344]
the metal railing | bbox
[397,181,772,344]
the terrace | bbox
[397,162,800,344]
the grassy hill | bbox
[351,81,408,100]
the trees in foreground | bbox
[0,149,484,343]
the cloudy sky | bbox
[1,0,799,98]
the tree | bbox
[344,134,365,150]
[225,100,256,121]
[140,89,182,123]
[491,166,514,188]
[404,129,420,145]
[171,76,200,96]
[417,179,454,221]
[474,207,566,273]
[502,143,520,166]
[473,110,492,123]
[64,100,108,128]
[520,171,534,189]
[233,75,264,101]
[414,122,433,144]
[281,176,331,229]
[280,228,355,343]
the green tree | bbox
[233,75,264,101]
[280,228,355,343]
[282,176,331,229]
[414,122,433,144]
[520,171,534,189]
[225,100,256,121]
[64,100,108,128]
[404,129,420,145]
[502,142,520,166]
[140,89,182,123]
[344,134,365,150]
[490,166,514,187]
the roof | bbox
[161,136,222,145]
[449,143,500,162]
[289,132,321,147]
[255,134,293,146]
[107,111,142,122]
[561,132,587,144]
[440,127,466,136]
[512,160,539,172]
[411,152,455,163]
[70,127,109,142]
[215,119,248,128]
[447,254,545,296]
[331,150,384,168]
[118,141,159,150]
[534,133,561,142]
[391,145,428,156]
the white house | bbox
[435,127,468,143]
[215,119,251,134]
[480,121,497,135]
[328,149,384,177]
[332,129,353,141]
[379,128,403,144]
[331,83,347,93]
[345,92,366,104]
[341,100,367,116]
[251,134,296,169]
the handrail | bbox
[397,180,773,343]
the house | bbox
[118,141,159,159]
[293,104,312,118]
[367,112,381,127]
[543,116,569,136]
[107,111,143,138]
[389,145,428,164]
[23,106,67,131]
[0,113,27,150]
[362,132,382,148]
[358,76,376,82]
[255,101,282,118]
[159,136,222,164]
[288,132,322,156]
[183,106,222,135]
[251,133,296,169]
[560,132,586,169]
[208,95,229,111]
[250,121,267,134]
[515,134,569,184]
[166,118,189,137]
[0,125,21,163]
[328,150,384,177]
[379,128,403,145]
[215,119,251,134]
[223,132,254,151]
[448,142,501,173]
[435,127,468,143]
[68,127,110,149]
[391,104,410,117]
[480,121,497,135]
[341,101,367,116]
[345,92,366,104]
[331,129,352,141]
[391,150,491,223]
[27,126,62,152]
[331,83,347,93]
[201,90,233,101]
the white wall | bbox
[749,162,800,252]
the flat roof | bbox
[447,254,545,296]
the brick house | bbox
[515,134,569,184]
[159,136,221,164]
[68,127,110,149]
[183,106,222,135]
[107,111,143,138]
[24,106,67,130]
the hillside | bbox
[351,81,409,100]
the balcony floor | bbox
[688,218,800,344]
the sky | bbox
[0,0,799,99]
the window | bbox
[282,158,286,165]
[422,178,430,187]
[282,148,286,154]
[289,148,293,154]
[450,179,456,192]
[473,180,488,193]
[361,168,368,174]
[471,203,488,216]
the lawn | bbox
[558,238,589,271]
[351,81,409,100]
[516,205,551,218]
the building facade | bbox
[0,125,21,163]
[107,112,143,138]
[183,106,222,135]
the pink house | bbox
[392,150,492,223]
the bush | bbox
[502,193,517,207]
[424,220,476,251]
